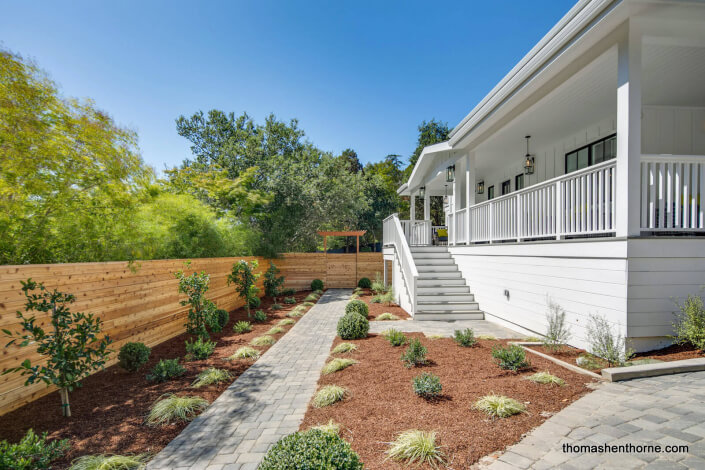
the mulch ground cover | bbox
[527,343,704,374]
[300,333,595,469]
[0,290,322,469]
[355,288,411,321]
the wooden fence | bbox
[0,252,382,415]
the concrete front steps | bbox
[411,246,484,321]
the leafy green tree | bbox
[174,264,218,338]
[340,148,362,173]
[228,260,261,318]
[2,279,112,417]
[263,262,285,303]
[407,119,450,169]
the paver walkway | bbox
[485,371,705,469]
[369,318,521,338]
[147,288,352,470]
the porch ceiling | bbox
[642,42,705,107]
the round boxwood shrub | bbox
[344,300,369,319]
[337,312,369,340]
[311,279,324,291]
[118,342,151,372]
[249,296,261,309]
[357,277,371,289]
[259,429,363,470]
[211,308,229,332]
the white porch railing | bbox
[399,219,432,246]
[466,160,617,243]
[640,155,705,231]
[453,208,468,244]
[382,214,419,313]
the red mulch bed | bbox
[300,334,595,469]
[355,288,411,321]
[0,290,322,469]
[527,343,704,374]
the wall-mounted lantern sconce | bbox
[419,186,425,199]
[445,165,455,182]
[523,135,535,175]
[476,180,485,194]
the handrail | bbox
[382,213,419,313]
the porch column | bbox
[616,22,642,237]
[423,192,430,220]
[452,156,458,245]
[465,153,475,243]
[410,193,416,222]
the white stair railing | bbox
[382,213,419,313]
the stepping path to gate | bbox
[147,288,352,470]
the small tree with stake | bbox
[175,263,218,339]
[2,279,112,417]
[263,261,285,304]
[228,260,260,318]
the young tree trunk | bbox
[60,388,71,417]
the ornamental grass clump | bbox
[380,289,395,306]
[332,342,358,354]
[184,337,216,360]
[412,373,442,399]
[526,371,566,386]
[146,394,209,426]
[0,429,69,470]
[383,328,407,346]
[543,297,572,352]
[259,429,362,470]
[401,339,427,368]
[229,346,260,360]
[491,344,530,372]
[302,301,314,307]
[146,358,186,383]
[345,300,369,318]
[305,293,319,302]
[473,394,526,418]
[385,430,445,468]
[277,318,295,326]
[371,275,386,295]
[322,358,358,375]
[251,335,275,347]
[313,385,346,408]
[266,326,284,335]
[376,312,399,321]
[336,313,369,340]
[672,294,705,352]
[453,328,477,347]
[118,342,151,372]
[191,368,233,388]
[310,419,341,435]
[271,303,283,310]
[233,320,252,334]
[477,334,497,340]
[69,454,149,470]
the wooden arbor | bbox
[317,230,366,287]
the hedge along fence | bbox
[0,252,382,415]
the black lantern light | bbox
[419,186,426,199]
[446,164,455,182]
[523,135,535,175]
[476,180,485,194]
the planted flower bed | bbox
[0,289,322,469]
[351,284,411,321]
[300,332,594,469]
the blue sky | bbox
[1,0,575,171]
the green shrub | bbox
[174,267,218,339]
[192,368,233,388]
[383,328,407,346]
[412,373,442,399]
[118,342,151,372]
[185,337,216,360]
[313,385,346,408]
[453,328,477,347]
[259,429,362,470]
[311,279,324,291]
[233,320,252,334]
[211,308,229,332]
[586,314,634,367]
[370,295,382,303]
[251,335,275,346]
[344,300,369,318]
[310,419,341,436]
[401,339,427,368]
[376,312,399,321]
[543,297,571,352]
[0,429,69,470]
[526,371,565,386]
[332,342,358,354]
[266,326,284,335]
[146,358,186,382]
[254,310,267,322]
[385,430,445,468]
[263,261,285,303]
[322,358,358,375]
[283,297,296,304]
[227,259,260,318]
[473,394,526,418]
[357,277,371,289]
[672,294,705,352]
[281,288,296,296]
[336,313,369,340]
[69,454,149,470]
[271,303,283,310]
[278,318,295,326]
[229,346,260,360]
[248,296,261,309]
[491,344,530,372]
[146,394,209,426]
[371,275,386,295]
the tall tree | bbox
[339,148,362,173]
[407,119,450,170]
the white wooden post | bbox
[410,193,416,222]
[616,21,642,237]
[452,160,458,245]
[423,192,430,220]
[465,153,473,244]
